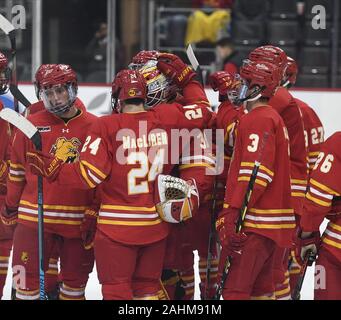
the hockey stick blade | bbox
[0,108,41,149]
[10,84,31,108]
[186,44,199,71]
[0,14,15,35]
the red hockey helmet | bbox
[240,60,281,99]
[40,64,78,115]
[34,64,56,99]
[248,45,288,79]
[111,69,147,113]
[0,51,10,95]
[282,56,298,88]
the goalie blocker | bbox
[155,174,199,223]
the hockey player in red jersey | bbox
[281,56,325,293]
[0,64,96,300]
[206,71,246,298]
[216,60,295,300]
[131,51,217,299]
[295,132,341,299]
[26,69,204,300]
[282,57,324,173]
[0,52,12,298]
[248,46,308,300]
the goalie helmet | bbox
[0,52,10,95]
[240,60,281,100]
[138,60,177,109]
[282,56,298,88]
[34,64,56,99]
[128,50,159,70]
[111,69,147,113]
[248,45,288,79]
[39,64,78,115]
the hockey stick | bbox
[292,250,316,300]
[0,108,47,300]
[186,44,205,86]
[214,132,269,300]
[0,14,19,112]
[10,84,31,108]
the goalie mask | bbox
[0,52,10,95]
[155,174,199,223]
[40,64,78,115]
[136,60,177,109]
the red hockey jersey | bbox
[7,100,97,238]
[269,87,308,213]
[295,98,324,173]
[215,101,246,205]
[300,132,341,262]
[0,100,11,203]
[55,98,214,245]
[224,105,295,248]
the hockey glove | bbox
[80,208,98,250]
[157,53,196,88]
[293,227,320,266]
[155,174,199,223]
[0,205,18,239]
[216,207,247,256]
[26,150,63,182]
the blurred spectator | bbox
[85,22,108,74]
[185,10,231,46]
[215,35,241,75]
[84,22,124,82]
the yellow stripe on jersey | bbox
[19,200,88,211]
[9,162,25,169]
[308,151,320,156]
[248,208,294,214]
[238,176,267,187]
[179,163,214,170]
[310,179,340,196]
[18,214,82,225]
[223,203,229,209]
[306,192,331,207]
[329,223,341,232]
[79,161,96,188]
[98,219,162,226]
[9,176,25,182]
[291,179,308,185]
[291,192,306,198]
[243,222,296,229]
[80,160,107,179]
[240,162,274,177]
[323,238,341,249]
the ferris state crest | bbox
[50,137,81,163]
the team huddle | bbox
[0,45,340,300]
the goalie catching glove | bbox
[155,174,199,223]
